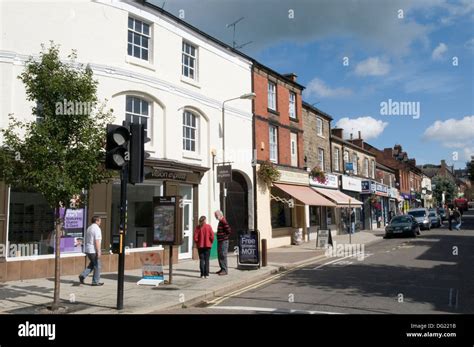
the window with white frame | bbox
[289,92,296,119]
[183,110,198,152]
[128,17,150,61]
[371,160,375,179]
[268,81,276,110]
[316,118,323,136]
[318,148,324,171]
[126,96,150,138]
[334,148,340,171]
[364,158,369,177]
[352,153,358,175]
[269,125,278,163]
[182,41,197,80]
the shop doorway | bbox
[225,171,249,251]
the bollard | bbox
[262,238,267,267]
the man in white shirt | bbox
[79,216,104,286]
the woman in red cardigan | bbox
[194,216,214,278]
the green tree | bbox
[0,43,113,310]
[432,175,456,205]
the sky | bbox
[153,0,474,169]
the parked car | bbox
[428,210,442,228]
[407,208,431,230]
[437,208,447,221]
[385,215,420,238]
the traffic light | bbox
[106,124,130,170]
[129,123,150,184]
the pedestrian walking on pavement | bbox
[215,210,231,276]
[448,208,453,230]
[453,208,462,231]
[79,216,104,286]
[194,216,214,279]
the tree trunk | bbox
[51,206,64,311]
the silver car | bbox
[428,210,442,228]
[407,208,431,230]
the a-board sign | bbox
[238,230,260,267]
[137,252,164,286]
[153,196,183,245]
[217,165,232,184]
[316,229,333,249]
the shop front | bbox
[0,159,208,282]
[361,180,390,229]
[339,175,363,234]
[312,177,363,235]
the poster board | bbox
[152,196,183,245]
[137,252,164,286]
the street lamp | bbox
[221,92,256,216]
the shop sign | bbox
[375,183,389,197]
[316,229,333,248]
[238,230,260,267]
[150,169,187,181]
[361,180,371,193]
[310,173,338,188]
[278,169,309,185]
[217,165,232,184]
[341,175,362,192]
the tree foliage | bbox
[432,175,456,205]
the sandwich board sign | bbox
[137,252,164,286]
[316,229,333,249]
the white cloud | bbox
[465,38,474,52]
[423,116,474,160]
[303,78,353,99]
[335,117,388,140]
[432,43,448,60]
[423,116,474,141]
[355,57,391,76]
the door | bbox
[179,185,193,260]
[225,171,248,252]
[290,133,298,167]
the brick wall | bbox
[253,68,304,168]
[302,106,331,171]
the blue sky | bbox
[158,0,474,168]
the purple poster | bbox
[64,209,84,229]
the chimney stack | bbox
[350,133,353,140]
[283,73,298,82]
[331,128,343,138]
[358,131,361,139]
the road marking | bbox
[211,306,342,315]
[205,254,328,306]
[311,254,356,270]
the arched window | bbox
[182,110,199,152]
[126,96,150,138]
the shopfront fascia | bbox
[312,175,363,235]
[269,168,312,245]
[0,160,208,282]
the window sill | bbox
[267,108,280,116]
[289,117,299,122]
[180,76,201,88]
[182,151,202,161]
[126,55,156,71]
[317,134,325,138]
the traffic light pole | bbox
[117,163,128,310]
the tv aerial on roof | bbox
[227,17,252,50]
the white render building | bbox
[0,0,254,279]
